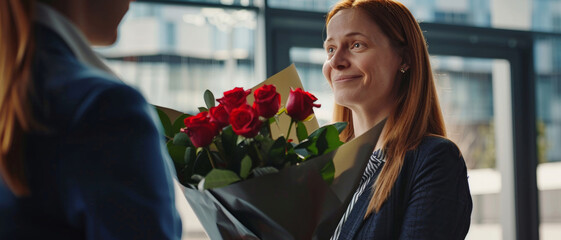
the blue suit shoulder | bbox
[21,24,183,239]
[408,136,464,170]
[417,135,461,156]
[32,29,147,131]
[395,136,472,239]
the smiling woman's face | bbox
[322,8,403,113]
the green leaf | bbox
[173,132,191,146]
[267,137,287,166]
[172,113,192,135]
[185,147,196,167]
[204,169,241,189]
[204,90,216,109]
[316,125,344,155]
[221,126,238,155]
[258,121,272,138]
[220,126,248,165]
[167,141,187,165]
[177,165,192,186]
[210,151,227,169]
[296,137,318,157]
[251,166,279,177]
[191,174,204,183]
[307,126,326,140]
[315,127,329,155]
[293,148,309,157]
[306,143,319,156]
[239,155,252,179]
[236,135,246,145]
[297,124,344,160]
[198,107,209,113]
[307,122,347,139]
[258,136,274,156]
[285,152,300,165]
[333,122,348,134]
[268,137,286,158]
[180,147,197,185]
[296,121,308,142]
[323,125,344,152]
[193,148,213,176]
[320,159,335,185]
[156,107,173,138]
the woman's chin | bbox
[333,89,361,105]
[90,32,118,47]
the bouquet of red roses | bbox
[156,65,385,239]
[161,84,346,190]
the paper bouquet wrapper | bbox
[180,119,385,239]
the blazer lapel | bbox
[338,178,374,239]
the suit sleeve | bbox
[399,139,472,240]
[64,83,182,239]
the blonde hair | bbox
[0,0,36,196]
[326,0,447,216]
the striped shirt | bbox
[330,149,386,240]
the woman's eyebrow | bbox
[344,32,368,38]
[325,32,369,42]
[324,32,371,48]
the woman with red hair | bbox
[323,0,472,239]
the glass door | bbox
[431,56,514,240]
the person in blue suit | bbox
[322,0,472,239]
[0,0,182,239]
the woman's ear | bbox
[400,47,411,71]
[401,63,410,71]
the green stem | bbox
[214,139,227,164]
[267,118,272,139]
[205,147,216,169]
[252,141,264,166]
[286,119,294,142]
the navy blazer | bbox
[0,24,182,239]
[338,136,472,239]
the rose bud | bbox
[217,87,251,114]
[253,84,281,118]
[183,112,219,148]
[209,104,229,129]
[286,88,321,121]
[229,104,263,138]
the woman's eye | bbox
[327,47,334,53]
[353,43,361,48]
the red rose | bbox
[209,104,229,129]
[217,87,251,113]
[229,104,262,138]
[183,112,218,148]
[252,84,281,118]
[286,88,321,121]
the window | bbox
[96,2,258,115]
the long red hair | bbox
[326,0,447,216]
[0,0,36,196]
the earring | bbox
[400,67,406,73]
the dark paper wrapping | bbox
[181,119,386,239]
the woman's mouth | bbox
[334,75,362,82]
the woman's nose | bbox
[329,49,350,70]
